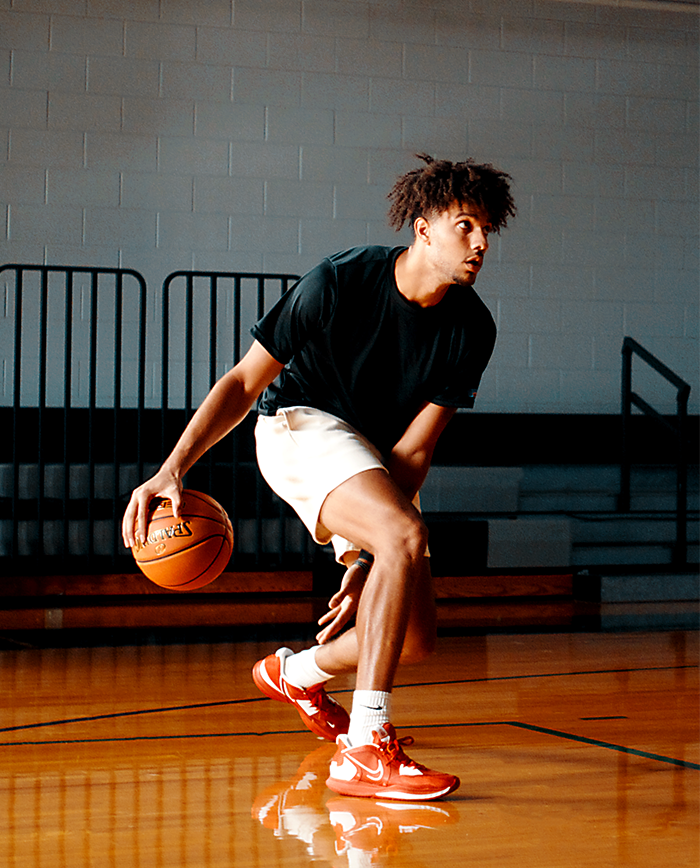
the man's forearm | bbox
[386,448,432,502]
[387,404,456,501]
[160,341,285,481]
[161,371,254,480]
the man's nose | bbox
[472,229,488,252]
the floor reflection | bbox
[252,744,458,866]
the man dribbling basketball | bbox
[122,154,515,801]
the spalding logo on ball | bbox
[132,489,234,590]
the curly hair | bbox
[387,153,516,233]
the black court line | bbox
[1,719,697,770]
[422,721,699,770]
[388,664,699,693]
[0,728,309,747]
[580,716,627,721]
[506,722,700,770]
[0,697,264,736]
[1,663,695,737]
[0,720,530,747]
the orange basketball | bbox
[132,489,233,590]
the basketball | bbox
[132,489,233,590]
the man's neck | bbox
[394,246,452,308]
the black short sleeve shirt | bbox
[251,245,496,456]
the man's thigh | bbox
[255,407,385,545]
[318,467,424,556]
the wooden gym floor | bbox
[0,628,697,867]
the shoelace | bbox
[383,734,428,772]
[305,684,336,712]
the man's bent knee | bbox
[376,512,428,562]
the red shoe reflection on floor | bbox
[251,744,334,832]
[327,795,458,864]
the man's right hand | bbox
[121,468,183,550]
[315,559,368,645]
[121,341,284,551]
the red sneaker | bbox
[252,647,350,741]
[326,723,460,801]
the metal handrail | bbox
[1,263,148,567]
[620,336,692,565]
[2,263,314,573]
[160,270,301,569]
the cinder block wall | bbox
[1,0,697,413]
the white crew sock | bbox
[282,646,334,690]
[347,690,392,746]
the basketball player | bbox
[122,154,515,801]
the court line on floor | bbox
[422,721,700,770]
[0,663,694,737]
[421,720,699,770]
[0,697,264,735]
[1,719,697,771]
[390,664,698,693]
[0,720,516,747]
[505,721,700,770]
[0,727,310,747]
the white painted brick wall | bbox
[0,0,696,413]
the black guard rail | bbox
[160,270,305,570]
[1,264,147,570]
[620,336,692,565]
[1,265,309,574]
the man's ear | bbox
[413,215,431,245]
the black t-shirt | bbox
[251,245,496,456]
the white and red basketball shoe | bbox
[326,723,460,801]
[252,647,350,741]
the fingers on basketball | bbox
[131,490,234,590]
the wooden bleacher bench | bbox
[0,571,575,632]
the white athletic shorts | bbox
[254,406,388,564]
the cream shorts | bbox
[254,406,388,563]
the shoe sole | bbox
[325,776,460,801]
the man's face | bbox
[423,201,492,287]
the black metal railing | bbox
[2,264,148,572]
[159,270,306,570]
[620,336,692,565]
[1,264,308,575]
